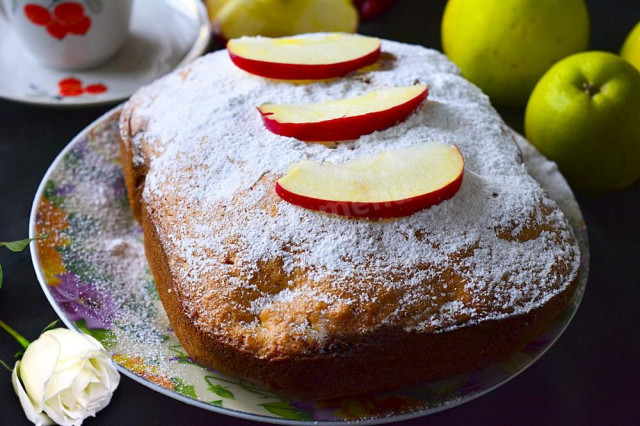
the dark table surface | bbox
[1,1,639,425]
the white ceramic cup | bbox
[0,0,133,70]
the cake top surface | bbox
[124,37,580,354]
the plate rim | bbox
[0,0,211,107]
[28,107,589,424]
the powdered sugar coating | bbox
[124,38,580,350]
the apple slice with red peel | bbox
[276,141,464,219]
[259,84,428,141]
[227,33,381,80]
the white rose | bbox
[11,328,120,426]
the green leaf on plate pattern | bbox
[57,244,107,284]
[116,322,166,345]
[204,376,235,399]
[206,374,277,399]
[208,400,224,407]
[258,401,313,420]
[66,214,101,241]
[205,374,277,399]
[63,149,83,171]
[172,377,197,399]
[168,345,199,366]
[208,384,234,399]
[75,320,116,350]
[202,375,312,419]
[43,181,65,208]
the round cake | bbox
[119,35,580,400]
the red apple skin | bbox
[355,0,400,22]
[275,148,464,219]
[228,45,381,80]
[259,85,428,141]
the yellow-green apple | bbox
[276,142,464,219]
[442,0,590,107]
[227,33,381,80]
[258,84,428,141]
[621,21,640,71]
[525,51,640,192]
[213,0,358,41]
[205,0,231,21]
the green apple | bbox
[621,21,640,71]
[213,0,358,41]
[442,0,590,107]
[205,0,231,22]
[525,51,640,192]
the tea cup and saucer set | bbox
[0,0,211,106]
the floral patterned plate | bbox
[0,0,210,106]
[29,108,589,424]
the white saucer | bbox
[0,0,211,107]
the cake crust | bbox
[119,38,580,400]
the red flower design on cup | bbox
[24,2,92,40]
[58,78,107,97]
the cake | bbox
[119,35,580,400]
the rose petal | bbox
[60,386,89,422]
[85,382,112,412]
[42,392,68,425]
[45,361,84,400]
[40,331,103,396]
[17,329,120,426]
[45,329,103,362]
[45,356,100,400]
[12,361,55,426]
[88,354,120,392]
[44,391,84,426]
[20,333,61,412]
[71,363,95,394]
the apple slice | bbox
[275,141,464,219]
[227,33,381,80]
[258,84,428,141]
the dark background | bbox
[1,1,639,424]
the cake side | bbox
[119,38,581,399]
[137,197,578,399]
